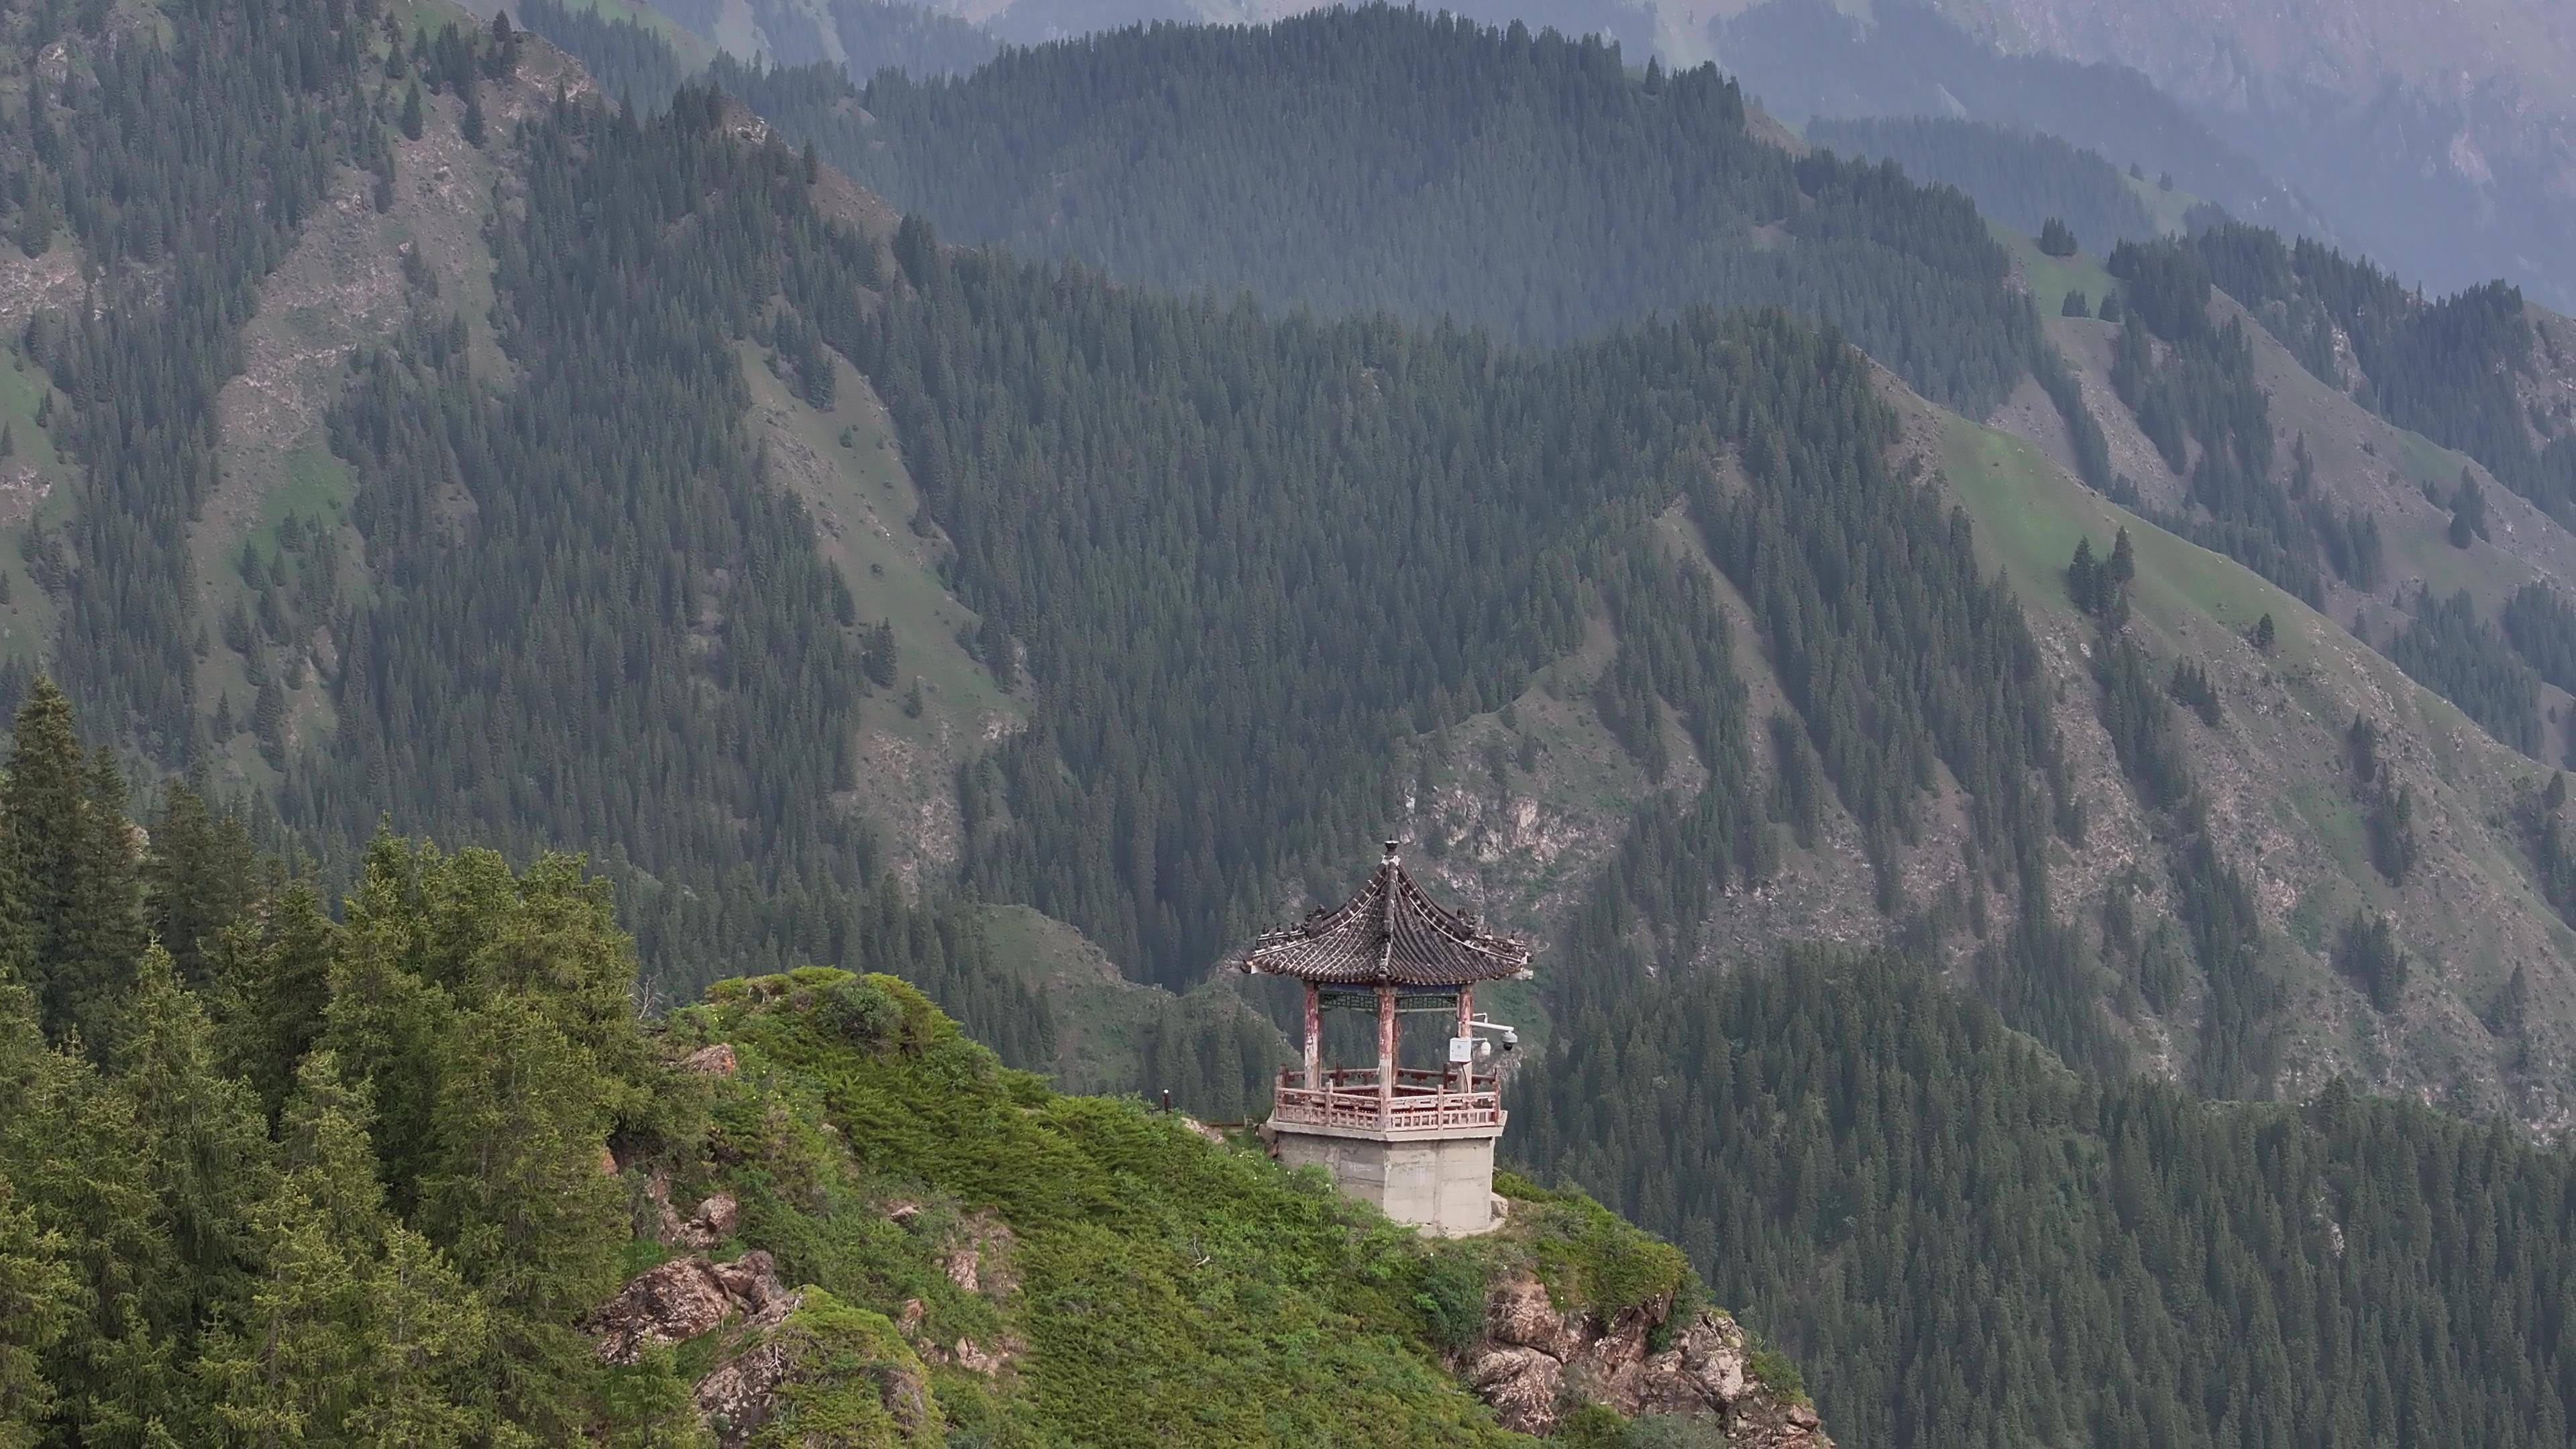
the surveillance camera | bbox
[1501,1027,1517,1051]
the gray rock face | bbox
[583,1250,790,1366]
[1466,1273,1831,1447]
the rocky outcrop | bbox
[1469,1274,1830,1447]
[585,1250,790,1365]
[682,1042,739,1075]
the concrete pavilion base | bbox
[1267,1118,1507,1236]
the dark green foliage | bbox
[862,621,899,688]
[2312,500,2384,590]
[2347,714,2383,788]
[863,195,2025,987]
[2061,288,2089,317]
[720,5,2045,415]
[2167,659,2220,726]
[2093,633,2189,811]
[2252,612,2275,651]
[2517,779,2576,933]
[2367,786,2420,886]
[2088,626,2284,1090]
[5,681,143,1056]
[283,93,1027,1031]
[2343,714,2418,885]
[2030,343,2114,490]
[2385,589,2543,757]
[2332,912,2408,1012]
[1799,117,2157,252]
[2502,582,2576,694]
[2065,531,2132,622]
[2450,471,2489,546]
[1514,951,2576,1448]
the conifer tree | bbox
[116,948,274,1352]
[7,680,142,1051]
[142,780,256,990]
[211,878,337,1121]
[400,81,425,140]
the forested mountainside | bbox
[12,0,2576,1441]
[0,683,1820,1445]
[513,0,2576,1126]
[702,5,2050,417]
[1517,949,2576,1448]
[1801,115,2170,255]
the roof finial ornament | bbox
[1383,838,1399,863]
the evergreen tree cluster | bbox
[515,0,690,111]
[2343,714,2420,887]
[1515,949,2576,1449]
[2076,551,2285,1092]
[2104,239,2322,606]
[265,89,1051,1058]
[2500,585,2576,767]
[0,680,703,1442]
[2332,911,2408,1012]
[2385,589,2544,758]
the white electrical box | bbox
[1447,1036,1477,1063]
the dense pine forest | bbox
[1515,950,2576,1448]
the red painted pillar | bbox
[1376,983,1397,1116]
[1303,982,1322,1091]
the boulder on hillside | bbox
[584,1250,788,1366]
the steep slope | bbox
[1941,384,2575,1124]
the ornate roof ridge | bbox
[1242,841,1534,987]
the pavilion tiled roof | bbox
[1244,843,1533,988]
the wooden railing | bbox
[1271,1065,1503,1132]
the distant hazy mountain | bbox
[1708,0,2576,311]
